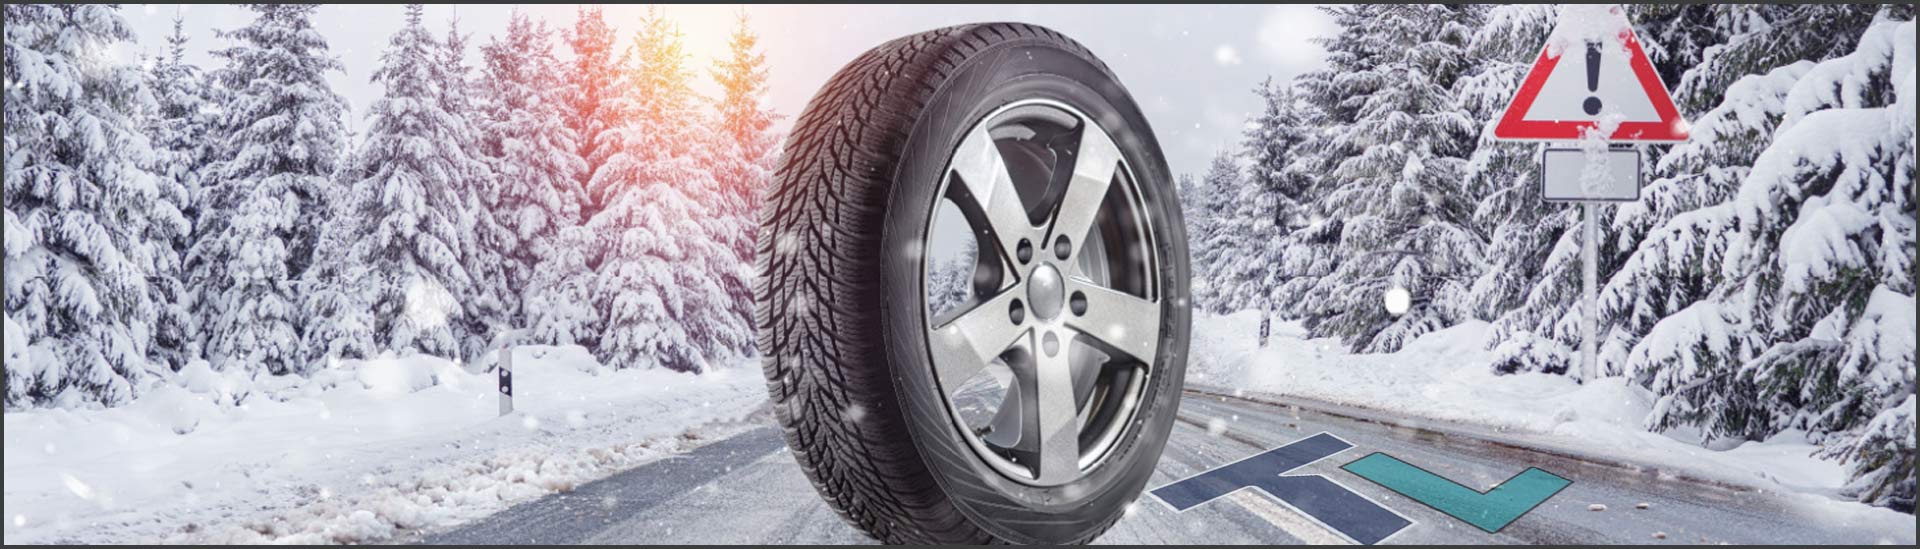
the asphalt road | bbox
[418,391,1916,545]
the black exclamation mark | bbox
[1582,42,1603,116]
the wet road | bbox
[418,391,1916,545]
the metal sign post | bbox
[1491,4,1688,382]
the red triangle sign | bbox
[1494,5,1689,142]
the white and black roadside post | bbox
[1489,4,1689,382]
[1258,309,1271,348]
[498,346,514,416]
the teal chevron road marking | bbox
[1341,452,1571,533]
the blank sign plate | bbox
[1540,148,1640,202]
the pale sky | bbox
[122,4,1335,178]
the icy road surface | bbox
[416,392,1916,545]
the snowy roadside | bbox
[1185,311,1904,514]
[1,347,768,544]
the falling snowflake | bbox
[1214,44,1243,66]
[1206,417,1228,436]
[1383,286,1411,316]
[60,473,94,500]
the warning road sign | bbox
[1493,5,1688,143]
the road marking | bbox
[1342,452,1572,533]
[1149,432,1414,545]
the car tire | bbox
[756,22,1190,544]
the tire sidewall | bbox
[878,38,1192,544]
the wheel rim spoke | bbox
[948,126,1035,264]
[1045,122,1121,251]
[930,288,1028,385]
[1024,330,1082,485]
[1063,278,1161,365]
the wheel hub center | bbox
[1027,264,1065,320]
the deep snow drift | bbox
[1,347,766,544]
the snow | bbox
[1,348,767,544]
[1851,288,1916,384]
[1543,4,1630,58]
[1186,311,1878,500]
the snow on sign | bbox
[1493,5,1688,142]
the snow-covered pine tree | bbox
[1626,4,1744,114]
[194,4,348,376]
[1277,6,1407,327]
[1207,79,1314,328]
[3,4,162,407]
[1175,172,1212,306]
[564,6,625,216]
[297,163,376,369]
[1832,395,1915,512]
[1624,19,1915,509]
[436,15,512,365]
[480,11,589,349]
[587,8,747,372]
[327,4,478,360]
[1669,5,1904,115]
[143,16,209,371]
[707,9,780,357]
[1184,151,1235,311]
[526,225,601,349]
[1458,5,1558,330]
[711,9,779,173]
[1283,4,1485,353]
[1174,172,1202,227]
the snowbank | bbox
[1188,312,1871,499]
[2,347,767,544]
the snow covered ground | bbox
[1186,310,1880,503]
[1,347,767,544]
